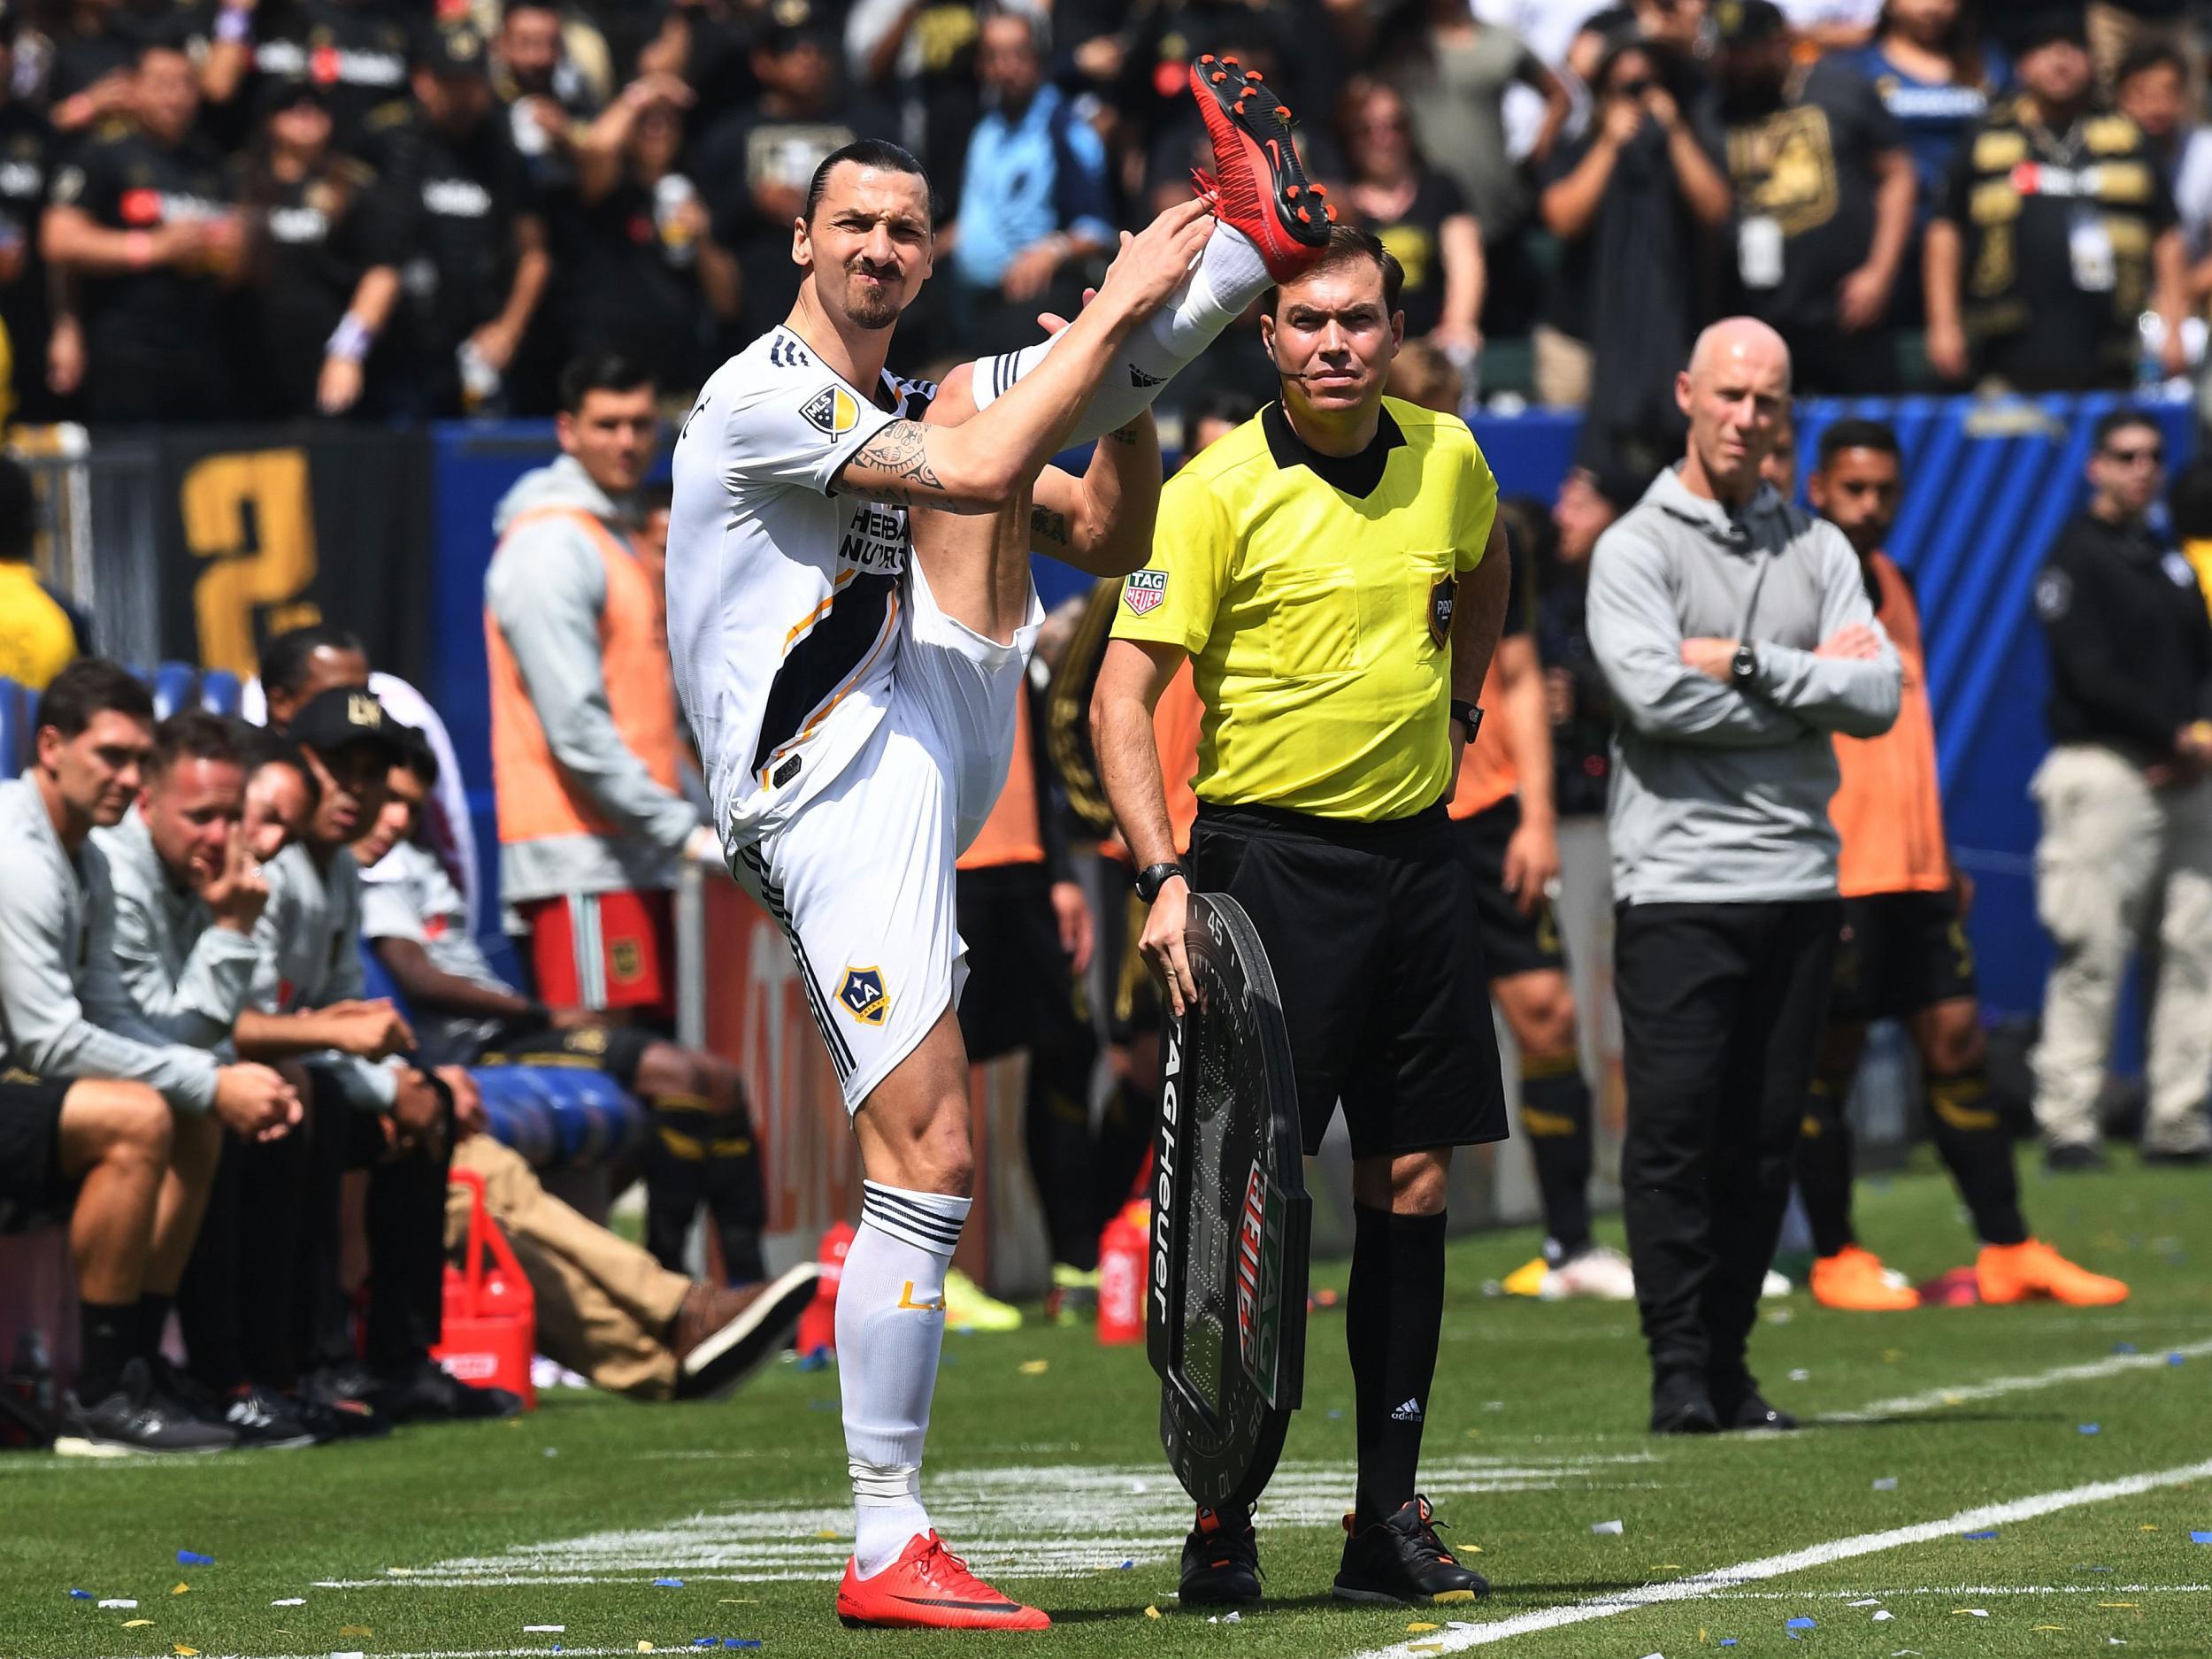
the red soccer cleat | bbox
[835,1531,1051,1631]
[1187,53,1334,280]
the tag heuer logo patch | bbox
[837,966,891,1026]
[1123,569,1169,615]
[1428,575,1457,648]
[800,385,859,437]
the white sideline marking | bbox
[1822,1337,2212,1423]
[80,1650,641,1659]
[1686,1584,2211,1600]
[1349,1455,2212,1659]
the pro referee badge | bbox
[1124,569,1169,615]
[837,966,892,1026]
[1428,575,1457,648]
[800,385,860,438]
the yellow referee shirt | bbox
[1111,398,1498,823]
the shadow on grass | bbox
[1807,1410,2072,1429]
[1045,1586,1656,1622]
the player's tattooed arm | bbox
[833,420,993,512]
[1030,503,1071,547]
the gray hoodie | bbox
[0,777,219,1112]
[1587,468,1902,906]
[248,842,399,1110]
[483,455,698,910]
[92,806,259,1052]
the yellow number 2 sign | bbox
[182,448,319,676]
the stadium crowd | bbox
[0,0,2200,434]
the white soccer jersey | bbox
[666,324,939,847]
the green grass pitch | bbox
[6,1155,2209,1659]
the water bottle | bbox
[457,340,502,413]
[654,173,698,269]
[1096,1207,1147,1347]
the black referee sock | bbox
[1518,1057,1594,1262]
[1347,1204,1448,1526]
[77,1302,135,1404]
[1926,1067,2029,1247]
[1793,1077,1857,1259]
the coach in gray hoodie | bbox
[1587,317,1900,1438]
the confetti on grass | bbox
[1786,1617,1816,1630]
[2190,1531,2212,1543]
[123,1620,151,1629]
[98,1599,136,1609]
[67,1589,90,1599]
[272,1598,304,1607]
[1591,1519,1624,1535]
[176,1551,214,1566]
[1963,1529,2001,1540]
[170,1584,190,1596]
[656,1578,686,1587]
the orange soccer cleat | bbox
[1187,53,1334,280]
[1809,1244,1922,1311]
[1976,1240,2129,1307]
[835,1531,1051,1631]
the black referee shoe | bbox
[1649,1371,1721,1435]
[1333,1496,1489,1605]
[1179,1504,1262,1607]
[1711,1371,1798,1432]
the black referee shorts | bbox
[0,1073,74,1233]
[1455,796,1570,981]
[1828,888,1978,1026]
[955,862,1085,1064]
[1191,802,1507,1162]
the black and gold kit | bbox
[1936,97,2176,390]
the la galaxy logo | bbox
[837,965,891,1026]
[1123,568,1168,616]
[801,385,859,438]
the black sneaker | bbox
[2045,1141,2107,1172]
[145,1355,228,1422]
[2140,1144,2212,1167]
[1333,1496,1489,1606]
[53,1359,237,1456]
[222,1385,318,1450]
[1649,1371,1721,1435]
[378,1358,524,1423]
[1179,1505,1261,1607]
[299,1359,382,1410]
[290,1392,391,1442]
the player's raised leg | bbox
[967,54,1333,445]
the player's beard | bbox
[842,262,904,331]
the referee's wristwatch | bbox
[1133,861,1187,903]
[1450,699,1483,741]
[1731,642,1760,686]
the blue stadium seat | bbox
[0,678,26,775]
[198,670,242,716]
[151,662,198,721]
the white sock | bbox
[841,1180,971,1578]
[971,223,1274,444]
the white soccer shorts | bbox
[731,557,1043,1112]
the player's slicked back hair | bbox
[261,624,367,697]
[2092,406,2162,453]
[1268,224,1405,319]
[36,657,154,741]
[149,709,245,777]
[804,139,929,225]
[1816,419,1901,471]
[558,349,656,413]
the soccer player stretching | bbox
[664,61,1331,1631]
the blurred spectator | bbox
[250,0,416,151]
[2030,407,2212,1168]
[365,23,550,416]
[1775,0,1880,51]
[1718,1,1914,394]
[557,75,736,396]
[0,454,88,689]
[1379,0,1569,334]
[1924,12,2186,391]
[497,0,608,191]
[845,0,982,219]
[1473,0,1609,165]
[42,0,151,136]
[1386,334,1466,413]
[700,2,886,345]
[1180,388,1255,457]
[43,37,244,423]
[1537,35,1731,470]
[1539,459,1641,818]
[2080,0,2195,96]
[2116,43,2212,290]
[1760,400,1797,497]
[944,10,1112,357]
[485,351,710,1023]
[1337,76,1484,365]
[231,80,401,419]
[0,27,59,423]
[1838,0,2008,328]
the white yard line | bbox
[1821,1336,2212,1423]
[1348,1455,2212,1659]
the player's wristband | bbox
[1134,861,1187,903]
[215,7,254,44]
[326,312,373,363]
[1450,699,1482,741]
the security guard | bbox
[1094,225,1509,1611]
[1924,11,2187,391]
[2031,407,2212,1166]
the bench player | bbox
[664,59,1334,1632]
